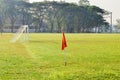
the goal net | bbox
[10,25,29,43]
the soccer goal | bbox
[10,25,29,43]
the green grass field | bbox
[0,33,120,80]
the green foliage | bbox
[0,1,109,33]
[0,33,120,79]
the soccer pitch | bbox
[0,33,120,80]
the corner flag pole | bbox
[61,32,67,66]
[64,49,67,66]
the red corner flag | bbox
[61,32,67,50]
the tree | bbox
[0,15,2,35]
[17,1,32,25]
[0,0,6,34]
[55,3,65,33]
[5,0,20,32]
[86,6,108,33]
[47,2,67,33]
[44,2,57,33]
[32,2,47,32]
[63,3,80,32]
[47,2,59,32]
[0,0,109,33]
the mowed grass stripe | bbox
[0,34,37,79]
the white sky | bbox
[29,0,120,24]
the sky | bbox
[29,0,120,25]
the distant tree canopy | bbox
[0,0,109,33]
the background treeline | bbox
[0,0,110,33]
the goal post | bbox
[10,25,29,43]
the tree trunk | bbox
[39,20,42,32]
[57,22,61,33]
[11,24,14,33]
[50,22,54,33]
[0,27,2,35]
[35,26,38,32]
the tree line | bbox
[0,0,110,33]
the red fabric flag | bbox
[62,32,67,50]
